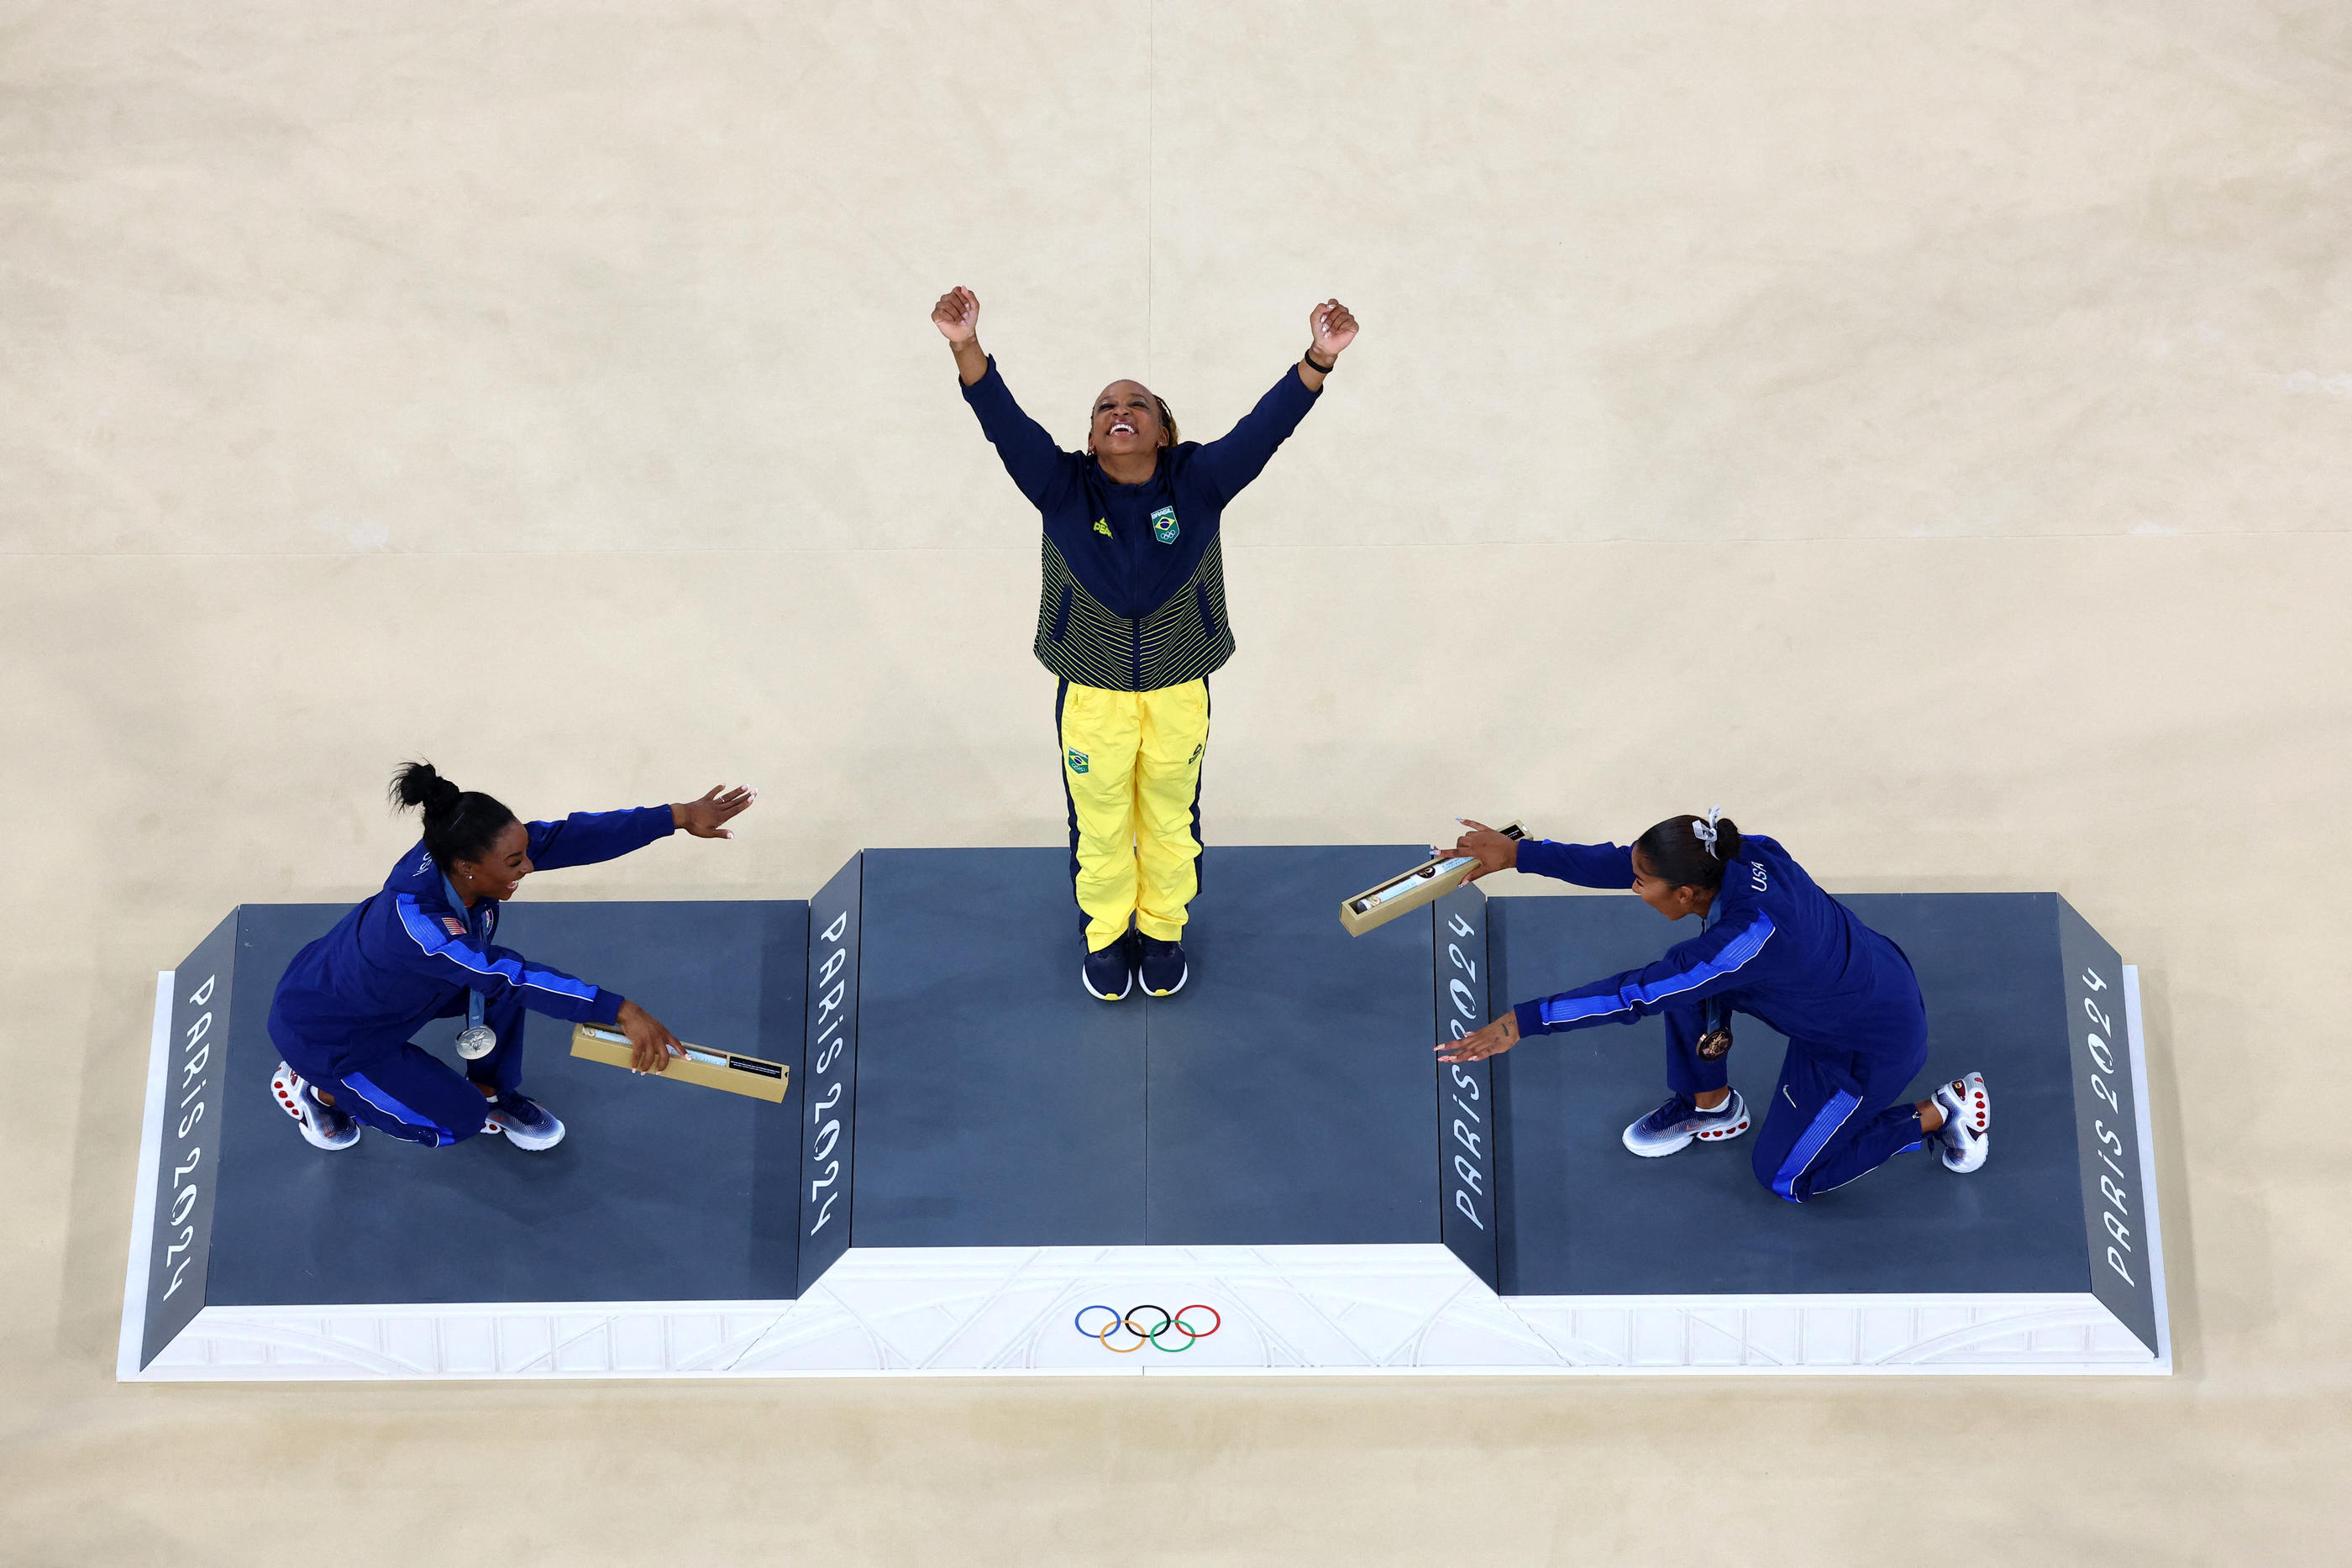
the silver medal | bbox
[455,1024,498,1060]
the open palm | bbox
[675,784,757,839]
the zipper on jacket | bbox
[1194,583,1219,641]
[1050,583,1073,642]
[1129,615,1142,687]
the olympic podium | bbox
[122,848,2170,1379]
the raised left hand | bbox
[1437,1009,1520,1063]
[674,784,758,840]
[1310,298,1359,360]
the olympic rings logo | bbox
[1074,1303,1221,1353]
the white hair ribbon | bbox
[1692,805,1725,858]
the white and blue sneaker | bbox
[1622,1090,1751,1157]
[1138,934,1189,997]
[484,1089,566,1151]
[1082,935,1137,1002]
[1932,1072,1990,1173]
[270,1062,360,1151]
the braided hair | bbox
[1086,385,1180,450]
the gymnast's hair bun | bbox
[388,760,519,870]
[1635,810,1746,891]
[389,759,464,820]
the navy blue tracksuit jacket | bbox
[960,357,1320,692]
[267,807,673,1141]
[1509,834,1935,1201]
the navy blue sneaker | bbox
[1621,1090,1750,1157]
[1137,934,1189,997]
[485,1089,566,1151]
[1082,936,1136,1001]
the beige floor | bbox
[6,3,2349,1563]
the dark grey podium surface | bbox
[201,902,806,1319]
[127,852,2164,1377]
[1491,891,2087,1296]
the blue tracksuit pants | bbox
[274,990,528,1147]
[1667,1012,1929,1203]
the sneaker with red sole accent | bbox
[484,1089,565,1151]
[1622,1089,1751,1157]
[270,1061,360,1151]
[1932,1072,1990,1173]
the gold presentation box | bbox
[569,1022,790,1104]
[1340,823,1522,937]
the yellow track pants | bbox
[1057,678,1210,952]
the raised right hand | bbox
[1445,820,1521,884]
[1310,298,1359,359]
[932,286,979,343]
[614,998,685,1075]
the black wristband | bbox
[1303,348,1336,375]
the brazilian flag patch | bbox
[1151,506,1179,543]
[1067,748,1089,774]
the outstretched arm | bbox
[1438,909,1778,1062]
[524,806,675,871]
[1191,297,1360,504]
[936,286,1079,511]
[525,787,756,871]
[389,897,622,1025]
[933,286,990,387]
[386,906,685,1073]
[1446,823,1634,889]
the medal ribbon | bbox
[441,871,489,1036]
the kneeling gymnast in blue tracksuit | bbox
[266,761,757,1154]
[1436,812,1992,1200]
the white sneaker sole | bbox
[270,1062,359,1151]
[1623,1100,1751,1157]
[1081,962,1134,1002]
[1142,961,1188,998]
[486,1105,565,1151]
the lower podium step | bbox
[130,1246,2164,1377]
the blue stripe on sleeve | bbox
[1536,991,1643,1028]
[394,894,600,1007]
[1537,910,1777,1030]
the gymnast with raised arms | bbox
[1436,811,1992,1202]
[933,284,1357,1002]
[265,763,755,1154]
